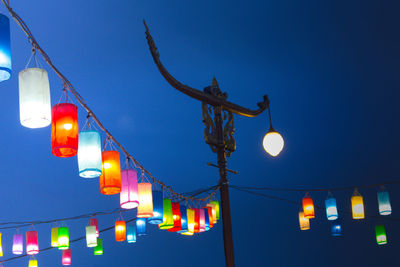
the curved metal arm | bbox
[143,20,270,117]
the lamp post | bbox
[144,21,283,267]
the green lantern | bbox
[158,198,174,230]
[58,227,69,250]
[94,238,103,255]
[210,200,220,220]
[375,225,387,245]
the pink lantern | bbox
[62,249,71,265]
[120,169,139,209]
[26,231,39,255]
[199,208,206,232]
[89,218,99,237]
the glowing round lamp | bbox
[375,225,387,245]
[89,218,99,237]
[159,198,174,230]
[325,194,338,220]
[13,233,23,255]
[78,130,102,178]
[57,227,69,250]
[28,259,38,267]
[136,218,147,236]
[168,202,182,232]
[302,196,315,219]
[51,227,59,247]
[0,14,11,82]
[85,226,97,248]
[18,68,51,128]
[199,208,206,232]
[127,225,136,243]
[115,220,126,242]
[205,206,214,229]
[204,208,211,231]
[26,231,39,255]
[263,129,284,157]
[181,208,195,236]
[298,211,310,231]
[137,183,153,218]
[120,169,139,209]
[51,103,78,157]
[178,205,188,234]
[62,249,71,266]
[331,221,342,236]
[94,238,103,255]
[100,150,121,195]
[148,190,163,224]
[377,189,391,216]
[351,190,365,219]
[207,202,217,224]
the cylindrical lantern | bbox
[13,233,23,255]
[26,231,39,255]
[302,195,315,219]
[298,211,310,231]
[210,200,220,220]
[51,103,79,157]
[136,218,147,236]
[325,194,338,220]
[28,259,38,267]
[148,190,163,224]
[127,225,137,243]
[89,218,99,237]
[199,208,206,233]
[62,249,71,266]
[182,208,195,236]
[168,202,182,232]
[207,203,217,224]
[137,183,153,218]
[94,238,103,255]
[120,169,139,209]
[331,221,342,237]
[377,189,392,216]
[204,208,210,231]
[178,205,188,234]
[205,206,214,229]
[194,208,200,233]
[375,225,387,245]
[58,227,69,250]
[351,190,365,219]
[18,68,51,128]
[51,227,59,247]
[0,14,11,82]
[159,198,174,230]
[100,150,121,195]
[85,226,97,248]
[0,233,3,257]
[115,220,126,242]
[78,130,102,178]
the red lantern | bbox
[26,231,39,255]
[302,195,315,219]
[62,249,71,265]
[168,202,182,232]
[193,208,200,233]
[89,218,99,237]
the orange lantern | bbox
[115,220,126,242]
[100,150,121,195]
[302,194,315,219]
[205,206,214,228]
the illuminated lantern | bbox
[351,189,365,219]
[0,14,11,82]
[58,227,69,250]
[51,227,59,247]
[28,259,38,267]
[18,68,51,128]
[136,218,147,236]
[302,195,315,219]
[137,183,153,218]
[100,150,121,195]
[159,198,174,230]
[205,206,214,229]
[298,211,310,230]
[377,189,391,216]
[207,202,217,223]
[26,231,39,255]
[168,202,182,232]
[331,221,342,236]
[62,249,71,266]
[177,205,188,234]
[325,193,338,220]
[120,169,139,209]
[13,233,23,255]
[263,129,284,157]
[210,200,220,220]
[375,225,387,245]
[85,226,97,247]
[0,233,3,257]
[148,190,163,224]
[194,208,200,233]
[94,238,103,255]
[78,130,102,178]
[127,225,136,243]
[182,208,195,236]
[204,208,211,231]
[115,220,126,242]
[51,103,79,157]
[199,209,206,232]
[89,218,99,237]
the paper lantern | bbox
[168,202,182,232]
[148,190,163,224]
[51,103,79,157]
[13,233,23,255]
[204,208,211,231]
[377,189,392,216]
[137,183,153,218]
[207,203,217,224]
[26,231,39,255]
[351,190,365,219]
[298,211,310,231]
[78,130,102,178]
[127,225,136,243]
[86,226,97,248]
[136,218,147,236]
[199,208,206,232]
[51,227,59,247]
[182,208,195,236]
[210,200,220,220]
[18,68,51,128]
[120,169,139,209]
[28,259,38,267]
[62,249,71,265]
[375,225,387,245]
[205,206,214,229]
[94,238,103,255]
[194,208,200,233]
[302,195,315,219]
[325,194,338,220]
[100,150,121,195]
[0,14,11,82]
[177,205,188,234]
[89,218,99,237]
[0,233,3,257]
[331,221,342,236]
[58,227,69,250]
[115,220,126,242]
[158,198,174,230]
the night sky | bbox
[0,0,399,266]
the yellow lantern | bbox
[29,258,38,267]
[51,227,59,247]
[298,211,310,230]
[207,203,217,224]
[137,183,153,218]
[0,232,3,257]
[181,208,195,236]
[351,189,365,219]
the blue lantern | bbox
[377,189,391,216]
[0,14,11,82]
[331,221,342,236]
[204,208,210,231]
[325,193,338,220]
[136,218,147,236]
[177,205,188,234]
[148,190,163,224]
[127,225,136,243]
[77,130,102,178]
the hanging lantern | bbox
[51,227,59,247]
[0,233,3,257]
[18,68,51,128]
[325,193,338,220]
[375,225,387,245]
[194,208,200,233]
[177,205,188,234]
[204,208,211,231]
[181,208,195,236]
[168,202,182,232]
[62,249,71,266]
[28,259,38,267]
[207,202,217,224]
[351,189,365,219]
[210,200,220,220]
[148,190,163,224]
[89,218,99,237]
[159,198,174,230]
[127,225,137,243]
[100,150,122,195]
[78,130,102,178]
[137,183,153,218]
[26,231,39,255]
[120,169,139,209]
[51,103,79,157]
[94,238,103,255]
[199,208,206,232]
[136,218,147,236]
[58,227,69,250]
[0,14,11,82]
[115,220,126,242]
[302,195,315,219]
[298,211,310,231]
[13,233,23,255]
[205,206,214,229]
[377,188,392,216]
[85,226,97,248]
[331,221,342,236]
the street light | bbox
[263,108,284,157]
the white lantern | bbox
[18,68,51,128]
[85,226,97,247]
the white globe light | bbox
[263,131,284,157]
